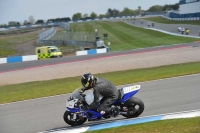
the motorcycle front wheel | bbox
[121,97,144,118]
[63,111,87,126]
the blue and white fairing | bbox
[117,85,141,103]
[65,85,141,120]
[66,85,141,109]
[83,85,141,104]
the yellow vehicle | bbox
[35,46,62,59]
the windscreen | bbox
[50,49,59,52]
[70,88,83,101]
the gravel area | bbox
[0,46,200,86]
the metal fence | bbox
[40,40,95,47]
[59,22,70,30]
[36,27,56,43]
[50,31,96,42]
[36,27,96,52]
[38,31,96,48]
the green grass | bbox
[86,117,200,133]
[0,35,37,57]
[0,62,200,104]
[0,21,199,57]
[144,16,200,26]
[70,21,199,51]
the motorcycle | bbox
[63,85,144,126]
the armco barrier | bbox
[76,48,109,56]
[0,55,38,64]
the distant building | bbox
[169,0,200,18]
[179,0,200,14]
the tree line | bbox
[0,3,179,28]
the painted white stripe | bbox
[10,27,16,29]
[162,111,200,120]
[96,48,107,53]
[38,127,89,133]
[22,55,38,61]
[76,50,87,56]
[0,58,7,64]
[39,110,200,133]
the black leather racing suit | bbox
[89,77,119,113]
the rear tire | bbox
[121,97,144,118]
[63,111,87,126]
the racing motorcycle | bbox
[63,85,144,126]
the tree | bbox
[16,22,21,26]
[90,12,97,19]
[35,20,44,24]
[8,21,21,26]
[72,13,82,21]
[173,3,179,10]
[163,3,179,11]
[23,20,30,25]
[99,14,106,18]
[28,15,35,24]
[120,7,135,16]
[148,5,163,12]
[106,8,120,17]
[106,8,113,17]
[0,24,7,28]
[83,14,88,18]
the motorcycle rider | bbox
[177,25,181,32]
[80,73,119,117]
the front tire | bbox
[121,97,144,118]
[63,111,87,126]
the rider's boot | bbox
[110,106,120,117]
[102,106,120,118]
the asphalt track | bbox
[0,42,200,73]
[0,19,200,133]
[0,74,200,133]
[125,19,200,37]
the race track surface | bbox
[125,19,200,37]
[0,42,200,86]
[0,74,200,133]
[1,18,200,133]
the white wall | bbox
[97,48,107,54]
[0,58,7,64]
[76,51,87,56]
[180,1,200,14]
[22,55,38,61]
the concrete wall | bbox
[179,1,200,14]
[0,55,38,64]
[76,48,109,56]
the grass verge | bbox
[0,21,199,57]
[70,21,199,51]
[86,117,200,133]
[0,62,200,104]
[143,16,200,26]
[0,34,37,57]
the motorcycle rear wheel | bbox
[121,97,144,118]
[63,111,87,126]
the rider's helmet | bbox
[81,73,95,88]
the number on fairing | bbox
[66,99,78,108]
[123,85,140,94]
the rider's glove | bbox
[79,88,85,93]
